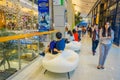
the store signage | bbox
[53,0,64,6]
[38,0,50,32]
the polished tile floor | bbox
[7,35,120,80]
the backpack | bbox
[50,40,56,51]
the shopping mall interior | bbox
[0,0,120,80]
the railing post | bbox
[18,40,21,69]
[38,36,40,54]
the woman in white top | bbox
[97,22,114,69]
[67,30,74,41]
[64,27,69,39]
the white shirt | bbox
[100,29,112,44]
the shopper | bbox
[87,25,92,38]
[67,30,74,42]
[92,24,99,55]
[65,26,69,38]
[78,26,82,41]
[97,22,114,69]
[72,29,79,41]
[40,32,65,56]
[82,26,86,37]
[64,26,70,43]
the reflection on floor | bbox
[7,35,120,80]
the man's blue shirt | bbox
[55,39,65,51]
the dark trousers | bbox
[90,32,92,38]
[92,40,99,53]
[78,31,81,41]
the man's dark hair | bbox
[56,32,62,39]
[72,29,76,33]
[68,30,73,36]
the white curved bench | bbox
[66,41,81,51]
[42,49,79,79]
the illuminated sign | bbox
[38,0,50,31]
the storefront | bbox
[89,0,120,46]
[0,0,6,28]
[0,10,5,28]
[114,1,120,46]
[0,0,38,30]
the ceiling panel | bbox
[72,0,97,17]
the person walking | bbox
[92,24,99,55]
[87,25,90,37]
[87,25,92,38]
[97,22,114,69]
[78,26,82,41]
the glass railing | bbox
[0,30,57,80]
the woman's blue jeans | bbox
[99,43,111,66]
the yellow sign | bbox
[96,13,99,24]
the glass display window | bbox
[109,3,117,15]
[109,0,117,6]
[116,13,120,29]
[114,12,120,45]
[104,3,107,10]
[117,1,120,13]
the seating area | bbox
[42,46,80,79]
[6,36,120,80]
[42,50,79,72]
[66,41,81,51]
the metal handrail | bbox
[0,30,58,42]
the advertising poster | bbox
[38,0,50,32]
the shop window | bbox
[104,3,107,10]
[109,0,116,6]
[96,6,98,13]
[0,11,5,28]
[117,1,120,13]
[100,4,104,13]
[116,13,120,28]
[98,5,100,13]
[114,12,120,45]
[109,3,117,15]
[106,9,110,16]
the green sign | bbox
[53,0,64,6]
[60,0,64,5]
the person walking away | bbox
[78,26,82,41]
[87,25,92,38]
[97,22,114,69]
[87,25,90,37]
[89,27,92,38]
[82,26,86,37]
[67,30,74,42]
[92,24,99,55]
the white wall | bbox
[53,5,65,36]
[66,0,75,29]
